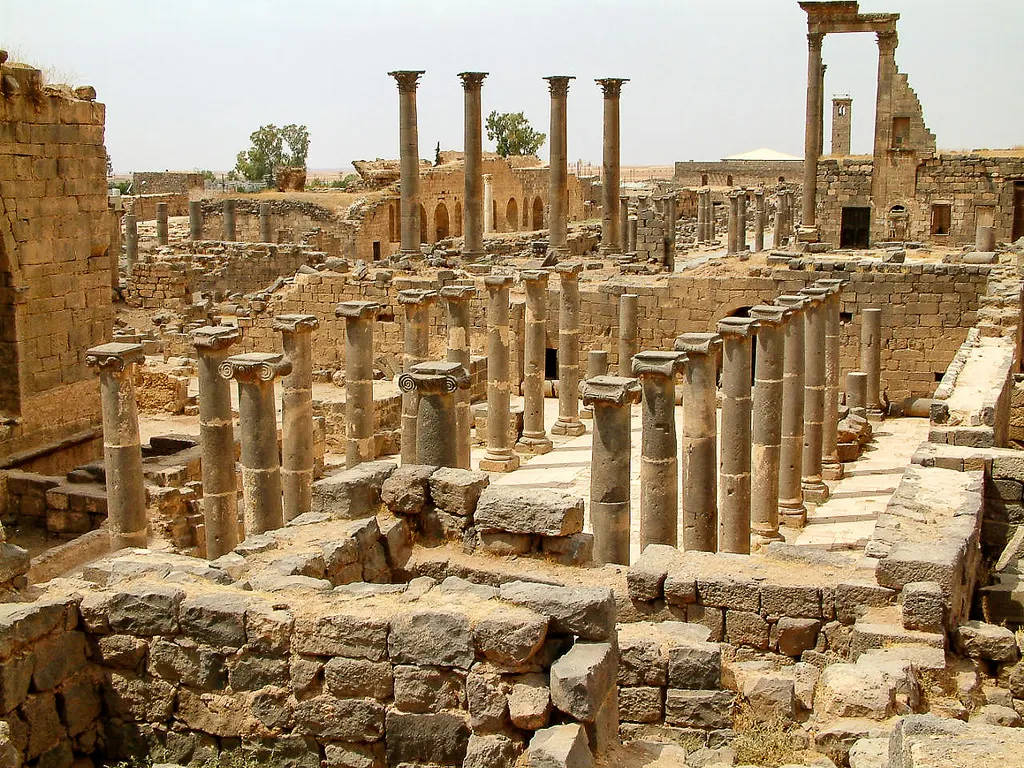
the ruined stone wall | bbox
[199,199,355,252]
[816,159,873,247]
[125,193,189,221]
[131,171,204,196]
[673,160,803,188]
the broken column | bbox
[441,284,476,468]
[633,351,685,549]
[192,326,241,559]
[696,189,707,244]
[775,294,809,526]
[399,289,438,464]
[815,278,846,480]
[189,200,202,241]
[597,78,628,255]
[259,201,272,243]
[516,270,553,454]
[627,216,638,253]
[480,275,520,472]
[483,174,494,234]
[976,224,996,252]
[156,202,168,246]
[124,213,138,268]
[860,307,884,418]
[223,199,235,241]
[459,71,488,260]
[663,194,677,270]
[336,301,379,468]
[718,317,758,554]
[847,371,868,419]
[274,314,320,522]
[389,70,426,257]
[551,262,585,437]
[753,188,765,252]
[581,375,642,565]
[398,361,469,468]
[86,343,148,551]
[674,332,723,552]
[798,287,830,504]
[727,191,739,254]
[618,293,639,376]
[619,197,630,252]
[545,75,574,256]
[749,305,789,544]
[772,189,785,248]
[737,190,747,251]
[581,349,609,420]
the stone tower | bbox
[831,95,852,155]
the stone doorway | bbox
[434,202,450,241]
[840,206,871,248]
[1013,181,1024,242]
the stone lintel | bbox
[192,325,241,352]
[86,342,145,374]
[673,332,722,357]
[272,313,320,334]
[580,375,642,407]
[399,360,470,394]
[749,305,791,326]
[439,284,476,302]
[219,352,291,383]
[335,301,380,320]
[484,274,514,290]
[397,289,439,306]
[632,350,686,379]
[717,317,760,339]
[554,261,584,278]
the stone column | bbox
[633,351,685,550]
[274,314,319,522]
[814,278,845,480]
[399,289,439,464]
[483,174,494,234]
[737,191,747,251]
[480,275,520,472]
[516,270,553,454]
[192,326,241,559]
[627,217,638,253]
[545,76,574,256]
[581,349,609,420]
[847,371,868,419]
[674,332,723,552]
[754,189,765,252]
[860,307,884,418]
[618,293,639,377]
[223,199,236,242]
[619,197,630,252]
[124,213,138,268]
[871,31,899,226]
[798,287,829,504]
[86,343,148,551]
[801,32,824,232]
[976,225,996,252]
[156,202,168,246]
[775,295,808,526]
[398,361,469,468]
[580,375,642,565]
[259,201,272,243]
[189,200,202,241]
[510,300,525,395]
[717,317,758,554]
[389,70,426,256]
[336,301,379,468]
[708,194,717,241]
[460,71,488,260]
[596,78,628,255]
[772,189,784,248]
[551,263,585,437]
[727,192,739,254]
[441,284,475,468]
[696,190,707,244]
[663,194,677,270]
[749,305,789,544]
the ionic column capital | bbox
[86,342,145,377]
[457,71,488,90]
[673,332,722,357]
[219,352,291,384]
[388,70,425,93]
[272,313,320,334]
[544,75,574,97]
[553,261,583,279]
[483,273,514,292]
[580,375,642,407]
[398,360,470,395]
[191,325,241,353]
[440,284,476,303]
[397,288,439,307]
[775,294,810,314]
[336,300,380,321]
[717,317,760,339]
[749,304,791,327]
[632,350,686,379]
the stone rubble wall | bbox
[673,160,803,189]
[198,199,355,254]
[124,193,188,221]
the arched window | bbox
[434,202,450,241]
[506,198,519,231]
[532,197,544,230]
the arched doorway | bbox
[701,173,709,186]
[418,204,428,243]
[532,197,544,230]
[453,201,463,237]
[506,198,519,231]
[492,200,498,232]
[726,174,734,186]
[388,204,398,242]
[434,202,450,241]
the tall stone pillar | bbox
[156,202,169,246]
[798,287,829,504]
[619,197,630,252]
[871,31,899,233]
[551,263,586,437]
[459,72,488,260]
[674,332,722,552]
[737,191,747,251]
[772,189,784,248]
[274,314,319,522]
[663,194,677,270]
[124,213,138,268]
[727,192,739,254]
[398,361,469,468]
[483,174,494,234]
[223,199,236,242]
[259,201,272,243]
[192,326,241,559]
[708,194,717,241]
[545,76,574,256]
[846,371,868,419]
[86,343,148,551]
[511,300,525,395]
[815,278,845,480]
[696,190,707,244]
[580,376,642,565]
[618,293,639,377]
[801,32,824,233]
[627,216,638,253]
[581,349,609,420]
[389,70,426,256]
[633,351,685,550]
[480,275,520,472]
[860,307,884,418]
[189,200,202,241]
[336,301,379,468]
[753,189,765,252]
[399,289,438,464]
[596,78,628,255]
[219,352,291,536]
[775,295,808,526]
[717,317,758,554]
[749,305,789,544]
[516,270,553,454]
[441,284,475,468]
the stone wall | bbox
[125,193,189,221]
[199,199,355,253]
[673,160,803,188]
[131,171,204,196]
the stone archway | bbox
[434,202,450,241]
[532,197,544,230]
[418,204,428,243]
[506,198,519,232]
[453,201,463,237]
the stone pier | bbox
[718,317,758,554]
[675,332,722,552]
[551,262,585,437]
[274,314,319,522]
[220,352,290,536]
[798,287,830,503]
[545,76,573,256]
[815,278,846,480]
[633,351,685,550]
[581,349,609,420]
[124,213,138,268]
[459,72,488,260]
[754,189,765,252]
[480,275,520,472]
[223,199,236,242]
[259,201,272,243]
[861,307,884,418]
[483,174,494,234]
[156,202,168,246]
[441,284,476,468]
[192,326,241,559]
[389,70,426,257]
[398,289,438,464]
[847,371,868,419]
[749,305,789,545]
[618,293,639,377]
[511,300,525,395]
[597,78,628,255]
[516,270,553,454]
[399,361,469,468]
[86,343,148,551]
[581,375,641,565]
[336,301,379,468]
[189,200,202,241]
[776,295,809,527]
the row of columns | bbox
[127,198,274,261]
[696,188,716,244]
[773,188,796,249]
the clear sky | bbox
[5,0,1022,174]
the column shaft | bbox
[696,191,707,244]
[799,290,829,503]
[441,285,475,468]
[275,315,319,521]
[156,202,168,246]
[483,174,494,234]
[337,302,379,468]
[749,306,788,543]
[390,71,425,255]
[480,276,519,472]
[801,33,824,229]
[399,290,438,464]
[545,76,573,254]
[718,319,757,554]
[399,361,469,468]
[737,191,747,251]
[551,264,585,437]
[815,279,845,479]
[619,197,629,252]
[516,271,552,454]
[847,371,868,419]
[727,193,738,254]
[189,201,202,241]
[124,213,138,269]
[861,307,883,417]
[597,78,628,255]
[460,72,488,259]
[618,293,639,377]
[776,296,808,526]
[754,190,765,252]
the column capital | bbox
[876,30,898,53]
[192,325,241,353]
[219,352,291,384]
[579,375,642,407]
[553,261,583,279]
[673,332,722,357]
[336,301,380,320]
[482,173,493,181]
[775,294,809,313]
[520,269,550,284]
[813,278,846,295]
[544,75,574,97]
[807,32,824,51]
[457,71,488,90]
[272,313,320,334]
[397,288,439,306]
[749,304,791,326]
[484,273,514,291]
[632,350,686,379]
[398,360,470,395]
[595,78,629,98]
[388,70,425,93]
[717,317,760,339]
[440,284,476,303]
[86,342,144,376]
[797,286,829,306]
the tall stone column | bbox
[581,349,609,420]
[772,189,784,248]
[737,191,747,251]
[861,307,884,419]
[727,192,739,254]
[618,293,639,377]
[596,78,628,255]
[551,263,585,437]
[274,314,319,522]
[545,75,574,256]
[389,70,426,256]
[399,289,438,464]
[620,197,630,252]
[847,371,868,419]
[336,301,379,468]
[674,332,722,552]
[581,375,642,565]
[156,202,169,246]
[871,31,899,225]
[801,32,824,233]
[696,190,707,244]
[192,326,241,559]
[480,275,519,472]
[223,199,236,242]
[189,200,202,241]
[124,213,138,268]
[441,284,475,468]
[483,174,494,234]
[708,194,717,241]
[664,194,677,270]
[775,295,808,526]
[86,343,148,551]
[511,300,525,395]
[815,278,845,480]
[398,361,469,468]
[516,270,553,454]
[259,201,272,243]
[753,189,765,252]
[717,317,758,554]
[459,72,488,260]
[627,217,638,253]
[798,287,829,504]
[749,305,789,544]
[633,351,685,550]
[220,353,290,536]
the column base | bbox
[867,407,885,423]
[801,478,830,504]
[778,500,807,528]
[479,451,520,473]
[461,249,485,262]
[796,225,819,244]
[751,528,786,550]
[551,418,586,437]
[822,460,844,481]
[580,408,593,420]
[599,245,622,257]
[110,528,148,550]
[515,434,553,455]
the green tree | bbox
[280,124,309,168]
[234,123,310,182]
[485,111,546,157]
